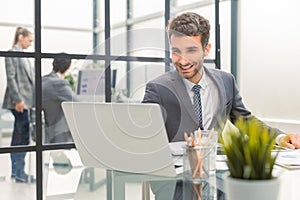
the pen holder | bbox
[183,179,217,200]
[183,146,210,182]
[197,130,218,175]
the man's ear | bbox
[204,43,211,56]
[19,34,25,41]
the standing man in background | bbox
[2,27,35,183]
[42,53,78,144]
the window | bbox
[0,1,221,199]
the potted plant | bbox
[220,117,281,200]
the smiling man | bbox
[142,12,300,149]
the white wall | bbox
[238,0,300,125]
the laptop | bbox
[61,102,177,177]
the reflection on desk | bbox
[45,150,300,200]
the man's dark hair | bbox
[167,12,210,49]
[52,53,72,73]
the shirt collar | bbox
[54,71,64,79]
[182,68,208,91]
[14,45,23,51]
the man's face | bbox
[170,35,210,83]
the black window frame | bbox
[0,0,225,199]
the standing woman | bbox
[2,27,35,183]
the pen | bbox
[281,154,299,158]
[184,132,196,170]
[273,145,292,151]
[192,129,203,179]
[184,132,189,146]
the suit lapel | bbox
[168,68,227,130]
[204,68,226,129]
[13,46,33,83]
[170,71,199,126]
[21,58,33,82]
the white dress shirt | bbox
[182,69,220,130]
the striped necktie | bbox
[192,85,204,129]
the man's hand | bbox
[280,133,300,149]
[15,101,25,113]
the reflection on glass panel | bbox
[111,27,166,58]
[41,57,82,93]
[42,0,92,29]
[41,0,105,54]
[0,58,6,109]
[73,59,106,102]
[0,153,36,199]
[41,29,93,54]
[0,27,32,51]
[0,57,11,147]
[0,26,35,52]
[0,27,14,51]
[132,0,164,18]
[44,149,107,199]
[110,0,165,57]
[110,0,127,25]
[0,105,14,148]
[42,57,106,145]
[0,0,34,51]
[219,1,231,72]
[111,61,165,102]
[176,0,208,7]
[1,56,35,148]
[110,27,127,56]
[0,0,34,25]
[42,57,98,145]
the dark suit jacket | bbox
[42,71,78,142]
[2,45,35,109]
[142,67,284,142]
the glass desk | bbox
[44,150,227,200]
[46,167,227,200]
[44,150,300,200]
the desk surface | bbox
[44,150,300,200]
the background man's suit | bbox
[42,71,78,143]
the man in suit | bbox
[2,27,35,183]
[143,12,300,200]
[143,12,300,148]
[42,54,78,143]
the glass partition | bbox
[111,61,165,102]
[41,0,105,54]
[0,1,223,199]
[0,0,34,51]
[0,153,36,199]
[110,0,165,57]
[0,56,36,148]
